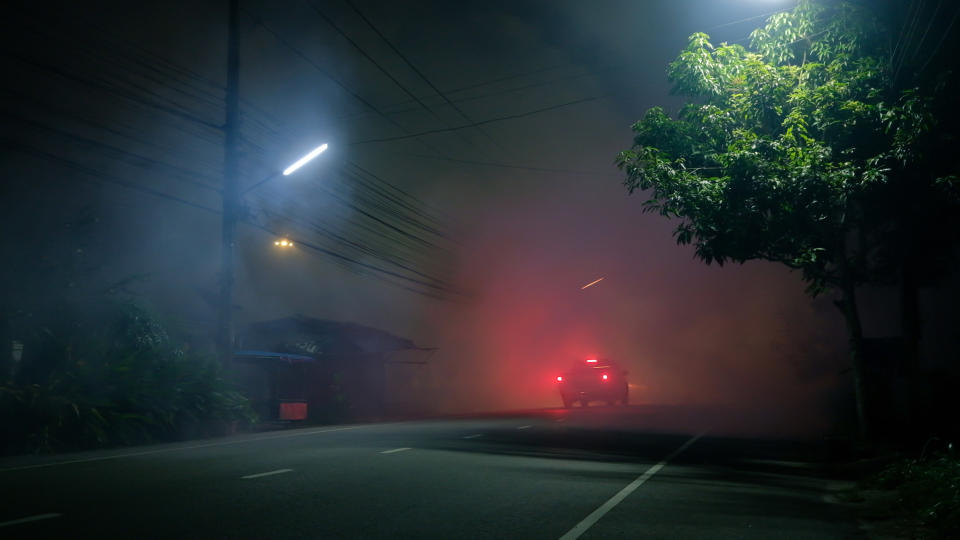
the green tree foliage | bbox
[615,0,959,438]
[0,302,256,454]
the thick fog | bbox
[2,0,868,439]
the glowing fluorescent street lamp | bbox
[283,144,328,176]
[242,143,330,195]
[274,239,294,248]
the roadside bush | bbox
[0,302,256,455]
[866,445,960,539]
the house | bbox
[233,315,434,423]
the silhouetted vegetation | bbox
[864,446,960,539]
[617,0,960,440]
[1,301,256,455]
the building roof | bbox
[240,315,426,356]
[234,350,317,364]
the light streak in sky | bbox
[581,277,604,290]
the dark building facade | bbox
[234,315,433,423]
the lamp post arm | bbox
[241,171,281,196]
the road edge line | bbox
[241,468,293,479]
[0,513,62,528]
[558,432,705,540]
[0,426,361,473]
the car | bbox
[556,358,629,408]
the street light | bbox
[218,142,329,366]
[242,143,330,195]
[282,144,328,176]
[216,2,332,366]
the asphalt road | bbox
[0,406,862,539]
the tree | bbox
[615,0,959,439]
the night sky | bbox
[4,0,922,436]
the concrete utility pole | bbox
[217,0,241,369]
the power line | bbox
[908,0,943,66]
[7,52,224,149]
[347,162,452,224]
[917,2,960,75]
[265,203,451,288]
[300,172,440,249]
[387,151,621,178]
[3,6,456,297]
[705,8,794,31]
[245,10,411,138]
[337,169,449,242]
[6,5,227,109]
[341,0,511,157]
[0,86,223,180]
[441,62,575,97]
[15,1,592,222]
[2,137,454,296]
[245,8,462,161]
[345,63,628,122]
[350,93,609,145]
[303,0,474,147]
[264,207,436,280]
[892,0,923,80]
[2,138,221,216]
[8,52,222,132]
[0,108,222,193]
[38,7,450,238]
[7,6,291,169]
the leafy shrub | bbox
[865,446,960,539]
[1,302,256,454]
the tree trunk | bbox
[837,243,869,441]
[900,242,921,375]
[899,250,923,438]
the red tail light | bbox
[586,359,598,363]
[556,376,563,382]
[602,374,609,381]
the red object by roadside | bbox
[279,401,308,420]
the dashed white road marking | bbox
[380,447,412,454]
[241,468,293,479]
[558,432,705,540]
[517,425,532,430]
[0,426,361,473]
[0,513,62,528]
[462,434,483,439]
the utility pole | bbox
[217,0,241,369]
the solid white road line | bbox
[380,447,412,454]
[0,426,361,473]
[517,425,532,430]
[241,468,293,480]
[0,513,62,528]
[558,432,705,540]
[462,434,483,439]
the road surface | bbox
[0,406,861,539]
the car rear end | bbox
[557,358,629,407]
